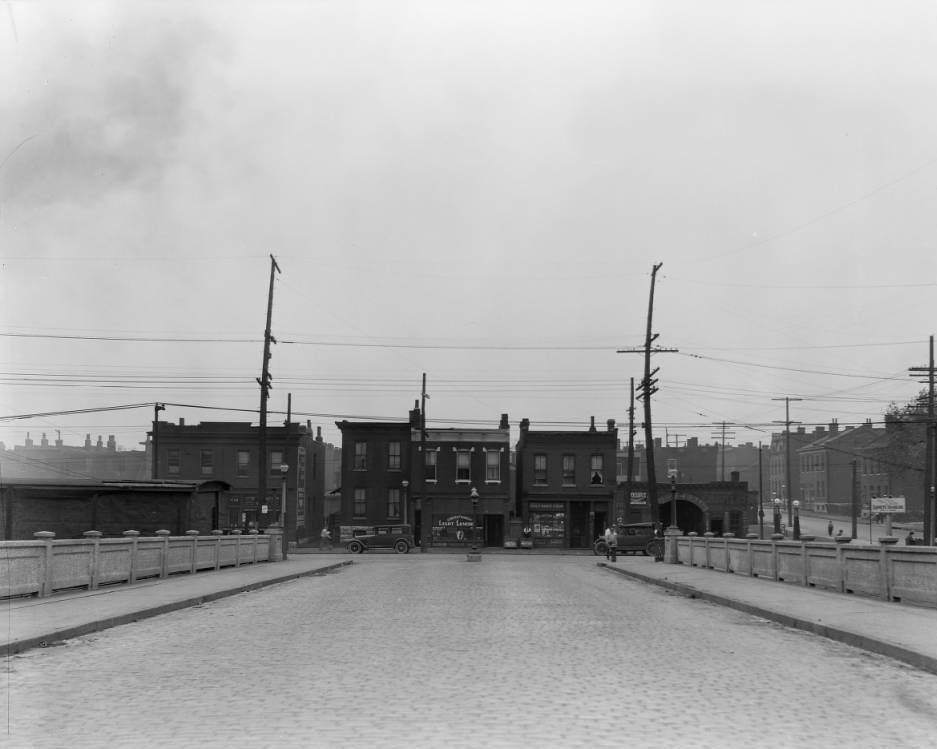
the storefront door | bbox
[569,502,591,548]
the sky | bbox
[1,0,936,456]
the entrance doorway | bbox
[414,508,422,547]
[483,514,503,547]
[569,502,591,548]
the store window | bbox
[529,502,565,539]
[590,454,604,485]
[387,488,401,519]
[167,449,181,475]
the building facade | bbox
[515,417,618,549]
[0,432,149,482]
[150,418,335,542]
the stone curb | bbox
[598,562,937,676]
[5,560,353,657]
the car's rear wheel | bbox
[645,539,661,557]
[593,540,608,557]
[394,539,410,554]
[348,540,363,554]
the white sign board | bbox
[870,496,906,514]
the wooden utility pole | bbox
[758,442,764,539]
[618,263,677,525]
[625,377,636,522]
[420,372,429,552]
[711,421,736,482]
[151,402,165,479]
[909,334,936,545]
[851,459,859,540]
[257,254,281,526]
[772,396,802,527]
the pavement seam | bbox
[599,562,937,676]
[4,560,353,657]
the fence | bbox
[671,533,937,608]
[1,529,273,598]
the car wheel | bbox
[348,540,363,554]
[394,539,410,554]
[593,540,607,557]
[644,540,660,557]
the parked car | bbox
[593,522,660,556]
[346,524,414,554]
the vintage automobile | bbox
[346,524,414,554]
[593,522,661,557]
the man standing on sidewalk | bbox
[828,520,834,537]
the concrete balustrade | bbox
[0,531,274,599]
[666,534,937,608]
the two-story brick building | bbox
[149,418,339,542]
[515,417,618,549]
[335,407,512,549]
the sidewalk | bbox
[599,555,937,675]
[2,556,351,656]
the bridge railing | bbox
[1,530,273,599]
[669,533,937,609]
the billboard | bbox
[870,496,906,514]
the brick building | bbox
[515,417,618,549]
[0,432,149,482]
[150,418,339,542]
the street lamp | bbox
[669,474,678,529]
[470,486,479,552]
[280,462,289,559]
[792,499,801,541]
[773,495,782,536]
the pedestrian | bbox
[827,520,834,537]
[604,524,615,559]
[320,526,332,551]
[905,531,916,546]
[608,524,618,558]
[836,529,844,537]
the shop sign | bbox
[629,491,647,505]
[529,501,564,512]
[432,514,479,543]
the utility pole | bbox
[257,254,281,528]
[618,263,677,524]
[772,396,802,527]
[758,442,764,539]
[419,372,429,552]
[909,334,936,545]
[151,402,165,479]
[710,421,736,482]
[851,459,859,540]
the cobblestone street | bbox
[5,555,937,748]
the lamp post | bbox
[669,474,677,529]
[773,496,782,536]
[280,462,289,559]
[758,492,764,540]
[401,479,409,529]
[470,486,479,552]
[792,499,801,541]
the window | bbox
[354,442,367,470]
[456,450,471,482]
[425,449,437,482]
[236,450,250,477]
[486,450,500,482]
[534,454,547,484]
[270,450,283,475]
[387,441,401,470]
[562,454,575,485]
[590,454,604,485]
[200,449,213,476]
[353,488,367,517]
[167,449,181,475]
[387,488,401,519]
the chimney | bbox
[654,437,662,448]
[179,418,185,427]
[499,413,509,430]
[85,434,92,448]
[589,416,596,432]
[96,435,103,448]
[307,419,312,431]
[55,430,63,447]
[797,426,806,434]
[40,433,49,447]
[409,402,421,428]
[316,426,323,443]
[520,418,530,433]
[25,432,33,448]
[687,437,698,448]
[829,419,838,434]
[607,419,616,432]
[107,435,116,451]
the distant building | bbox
[0,432,149,482]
